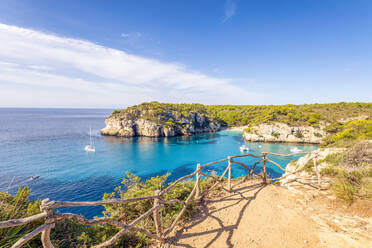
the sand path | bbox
[166,180,371,248]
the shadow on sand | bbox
[168,181,267,248]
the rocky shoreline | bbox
[242,122,326,144]
[101,110,222,137]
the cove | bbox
[0,108,318,218]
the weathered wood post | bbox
[313,154,321,186]
[153,190,162,238]
[227,156,232,191]
[195,163,201,203]
[262,153,268,184]
[40,199,55,248]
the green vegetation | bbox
[294,130,303,138]
[271,132,280,138]
[322,120,372,147]
[314,132,323,138]
[0,186,42,247]
[1,173,215,247]
[112,101,372,128]
[319,142,372,204]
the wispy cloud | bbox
[0,23,260,107]
[222,0,237,23]
[120,33,130,38]
[120,32,141,38]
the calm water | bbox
[0,108,318,218]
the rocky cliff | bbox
[243,122,326,144]
[101,104,223,137]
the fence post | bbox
[262,153,268,184]
[40,199,55,248]
[153,190,162,238]
[195,163,201,203]
[313,155,321,186]
[227,156,232,191]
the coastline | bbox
[222,125,248,132]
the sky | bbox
[0,0,371,108]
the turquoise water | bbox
[0,108,318,217]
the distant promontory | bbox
[101,102,372,143]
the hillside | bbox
[102,102,372,139]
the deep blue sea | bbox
[0,108,318,218]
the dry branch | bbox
[199,158,228,168]
[0,212,47,228]
[230,153,263,159]
[41,224,55,248]
[163,181,198,237]
[11,224,50,248]
[92,204,163,248]
[48,195,158,208]
[266,159,286,171]
[160,170,197,195]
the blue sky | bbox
[0,0,371,108]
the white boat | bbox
[290,147,303,153]
[85,126,96,152]
[240,144,249,152]
[31,174,40,180]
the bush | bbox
[322,120,372,147]
[314,132,323,138]
[320,166,341,176]
[271,132,280,138]
[0,186,42,247]
[294,130,303,138]
[332,177,357,204]
[79,172,214,246]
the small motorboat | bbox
[290,147,303,153]
[240,144,249,152]
[31,174,40,180]
[85,126,96,152]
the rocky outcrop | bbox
[101,109,222,137]
[280,148,345,187]
[243,122,326,144]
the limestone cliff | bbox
[242,122,326,144]
[101,105,222,137]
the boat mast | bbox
[90,126,93,147]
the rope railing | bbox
[0,151,314,248]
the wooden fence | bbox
[0,151,312,248]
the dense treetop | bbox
[111,101,372,127]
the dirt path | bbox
[166,180,371,248]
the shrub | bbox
[271,132,280,138]
[80,172,214,246]
[0,186,42,247]
[294,130,303,138]
[314,132,323,138]
[244,127,252,133]
[320,166,341,176]
[303,159,314,173]
[322,120,372,147]
[332,177,357,204]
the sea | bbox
[0,108,318,218]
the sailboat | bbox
[85,126,96,152]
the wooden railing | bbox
[0,151,311,248]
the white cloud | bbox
[0,23,260,108]
[28,65,53,70]
[222,0,237,23]
[120,33,130,37]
